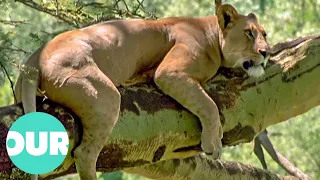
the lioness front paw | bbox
[201,126,223,160]
[201,136,222,160]
[205,148,221,160]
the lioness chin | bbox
[15,3,269,180]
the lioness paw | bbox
[205,149,221,160]
[201,128,223,160]
[201,138,222,160]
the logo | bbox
[6,112,69,174]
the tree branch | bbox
[124,154,298,180]
[0,62,17,104]
[257,130,310,180]
[14,0,80,28]
[215,0,222,14]
[0,35,319,179]
[14,0,156,28]
[0,19,28,26]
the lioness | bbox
[14,4,269,180]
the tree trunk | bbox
[124,154,299,180]
[0,36,319,179]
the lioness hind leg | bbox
[46,66,120,180]
[74,70,120,180]
[123,69,156,86]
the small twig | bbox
[0,42,32,55]
[114,0,121,9]
[54,0,59,15]
[215,0,222,14]
[0,47,26,54]
[134,0,145,14]
[0,19,28,26]
[11,43,32,54]
[0,61,17,104]
[76,2,105,11]
[121,0,131,12]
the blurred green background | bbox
[0,0,319,179]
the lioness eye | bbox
[263,32,267,37]
[245,30,254,38]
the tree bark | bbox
[0,36,319,179]
[124,154,298,180]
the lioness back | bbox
[37,17,219,87]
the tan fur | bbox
[15,4,269,180]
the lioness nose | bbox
[259,49,267,58]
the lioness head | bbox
[217,4,270,77]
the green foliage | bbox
[142,0,320,45]
[0,0,319,179]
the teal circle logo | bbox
[6,112,69,174]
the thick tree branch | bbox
[124,154,298,180]
[0,35,319,179]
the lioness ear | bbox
[248,13,257,21]
[217,4,239,30]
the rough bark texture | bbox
[124,154,298,180]
[0,36,319,179]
